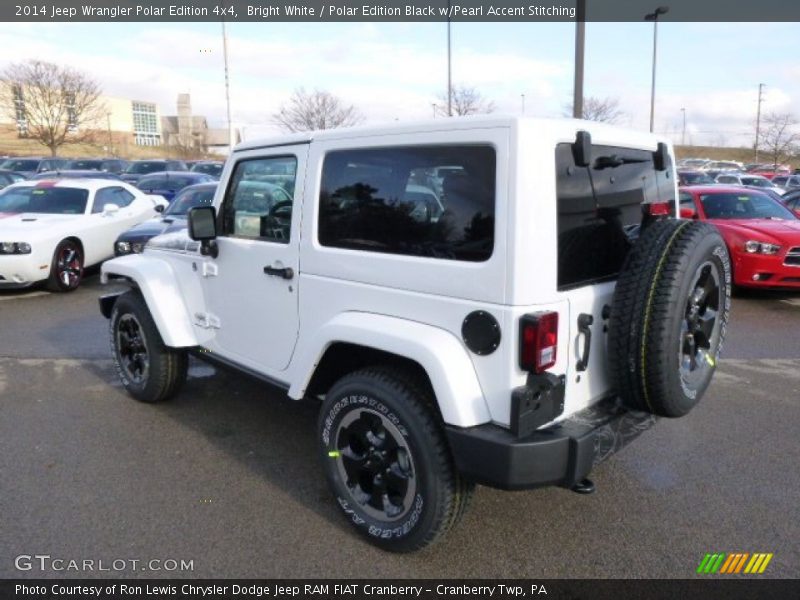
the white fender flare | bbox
[101,254,205,348]
[288,312,492,428]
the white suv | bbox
[100,117,731,552]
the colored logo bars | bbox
[697,552,773,574]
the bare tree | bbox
[757,112,800,169]
[0,60,104,156]
[436,85,496,117]
[272,88,364,133]
[563,95,625,124]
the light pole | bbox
[521,94,525,115]
[432,103,438,118]
[680,107,686,146]
[446,0,452,116]
[645,6,669,133]
[221,20,233,151]
[106,112,113,156]
[573,0,585,118]
[755,83,765,162]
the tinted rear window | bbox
[556,143,675,290]
[319,145,495,262]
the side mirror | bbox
[188,206,217,241]
[154,204,164,213]
[188,206,219,258]
[572,130,592,167]
[680,207,696,219]
[103,203,120,216]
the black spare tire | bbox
[609,218,731,417]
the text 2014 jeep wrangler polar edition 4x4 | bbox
[100,117,730,552]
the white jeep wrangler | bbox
[100,117,731,552]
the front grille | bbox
[785,247,800,267]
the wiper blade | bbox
[593,155,650,169]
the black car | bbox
[0,170,26,189]
[30,170,122,181]
[0,157,66,178]
[63,158,128,174]
[120,159,188,185]
[190,160,225,179]
[114,182,217,255]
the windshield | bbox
[0,186,88,214]
[139,175,195,190]
[191,163,223,176]
[125,162,166,175]
[741,177,771,188]
[0,159,39,171]
[700,192,797,220]
[165,187,216,215]
[681,172,714,184]
[65,159,103,170]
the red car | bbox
[679,185,800,289]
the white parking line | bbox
[781,298,800,307]
[0,291,50,302]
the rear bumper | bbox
[446,397,657,490]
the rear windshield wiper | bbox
[593,155,650,170]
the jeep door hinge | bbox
[194,312,221,329]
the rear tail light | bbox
[646,201,672,216]
[519,312,559,373]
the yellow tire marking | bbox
[640,221,691,412]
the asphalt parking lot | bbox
[1,275,798,578]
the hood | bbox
[118,216,187,241]
[0,212,81,237]
[714,218,800,245]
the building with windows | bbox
[161,93,240,155]
[0,85,163,148]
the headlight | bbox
[744,240,781,255]
[115,241,131,255]
[0,242,32,254]
[131,242,145,254]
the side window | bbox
[111,187,135,207]
[220,156,297,243]
[92,188,114,213]
[318,145,495,262]
[92,187,134,212]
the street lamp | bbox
[680,107,686,146]
[645,6,669,133]
[573,0,585,118]
[446,0,452,116]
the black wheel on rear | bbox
[609,219,731,417]
[46,239,83,292]
[318,367,473,552]
[110,291,187,403]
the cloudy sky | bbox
[2,21,798,146]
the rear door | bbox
[555,143,675,412]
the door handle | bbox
[576,313,594,372]
[263,265,294,280]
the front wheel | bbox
[46,239,83,292]
[318,367,473,552]
[110,291,188,403]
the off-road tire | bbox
[318,367,474,552]
[110,291,188,403]
[46,239,84,292]
[609,218,731,417]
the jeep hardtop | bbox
[100,116,731,551]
